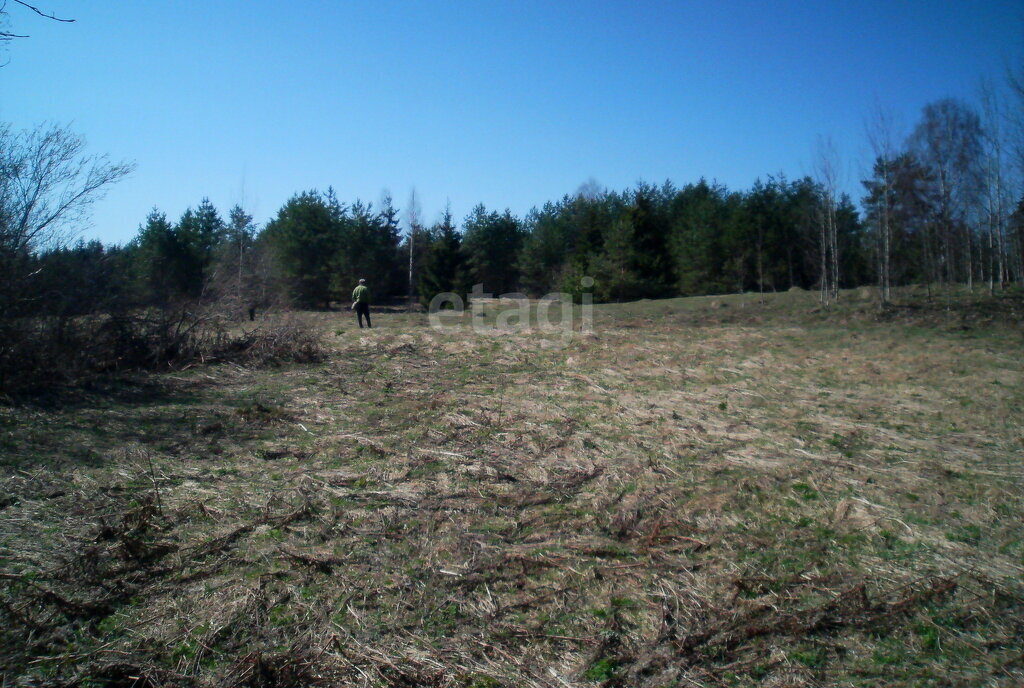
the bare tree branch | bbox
[0,0,73,42]
[12,0,73,24]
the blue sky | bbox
[2,1,1022,245]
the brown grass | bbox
[1,287,1022,687]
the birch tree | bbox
[978,79,1012,291]
[813,136,841,304]
[406,188,423,306]
[1006,62,1024,282]
[908,99,985,290]
[864,106,901,303]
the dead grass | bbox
[1,287,1022,687]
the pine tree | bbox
[518,202,573,296]
[377,193,405,297]
[263,191,344,309]
[591,216,642,302]
[208,205,262,315]
[669,179,732,295]
[418,205,468,307]
[462,204,524,294]
[133,208,189,303]
[626,184,675,297]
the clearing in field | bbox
[1,288,1022,687]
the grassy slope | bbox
[1,288,1022,687]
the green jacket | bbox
[352,284,370,305]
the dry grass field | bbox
[1,288,1022,687]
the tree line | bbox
[5,93,1024,327]
[1,177,869,315]
[18,171,1022,320]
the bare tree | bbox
[0,122,132,326]
[0,122,132,385]
[575,177,604,201]
[0,123,134,257]
[1007,60,1024,184]
[1006,61,1024,282]
[908,99,985,291]
[978,79,1012,292]
[864,105,901,303]
[813,136,841,305]
[406,187,423,306]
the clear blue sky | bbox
[2,1,1022,245]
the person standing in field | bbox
[351,278,372,329]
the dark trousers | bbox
[355,302,372,328]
